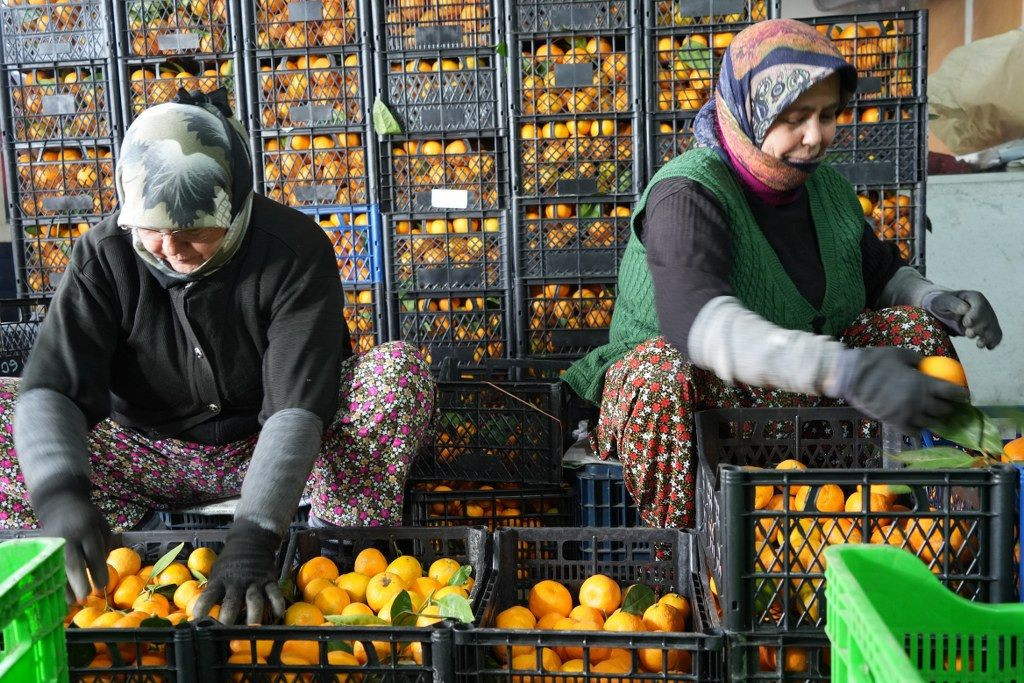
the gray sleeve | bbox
[14,388,91,494]
[233,408,324,536]
[687,296,848,397]
[876,266,949,308]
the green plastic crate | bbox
[825,544,1024,682]
[0,538,67,683]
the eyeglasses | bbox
[124,226,227,244]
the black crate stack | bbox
[0,0,121,296]
[375,0,512,372]
[241,0,386,354]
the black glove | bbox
[191,519,285,625]
[834,347,970,434]
[923,291,1002,349]
[30,476,111,604]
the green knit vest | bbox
[563,148,867,403]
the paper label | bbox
[157,33,201,51]
[288,1,324,22]
[430,188,469,209]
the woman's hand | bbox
[190,519,285,624]
[923,291,1002,349]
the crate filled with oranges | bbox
[854,185,923,266]
[826,101,926,186]
[260,130,371,207]
[515,199,633,279]
[726,630,831,681]
[10,142,116,219]
[299,204,382,285]
[453,527,726,681]
[5,62,118,143]
[250,49,367,130]
[389,291,509,370]
[407,482,574,529]
[519,280,615,359]
[693,407,1017,633]
[385,212,507,292]
[646,27,733,117]
[645,0,774,28]
[0,0,110,64]
[647,114,696,178]
[380,134,507,213]
[377,0,500,52]
[248,0,365,50]
[343,283,386,353]
[195,525,487,680]
[17,218,97,294]
[120,56,243,125]
[511,31,640,200]
[59,530,232,681]
[117,0,237,57]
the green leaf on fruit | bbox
[328,640,355,653]
[578,203,602,219]
[148,542,184,585]
[140,615,172,628]
[325,614,389,626]
[67,641,96,668]
[437,594,474,623]
[390,591,418,626]
[678,37,714,72]
[621,583,656,616]
[931,403,1006,455]
[447,565,472,587]
[278,578,296,604]
[885,447,978,469]
[153,584,178,601]
[372,98,402,136]
[495,41,507,57]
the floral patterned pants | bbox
[0,341,435,530]
[596,307,957,529]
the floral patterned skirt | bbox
[595,307,957,529]
[0,341,435,530]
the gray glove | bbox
[30,476,111,603]
[190,519,285,625]
[923,291,1002,349]
[833,347,970,434]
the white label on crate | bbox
[157,32,201,51]
[42,94,77,115]
[294,184,338,202]
[38,41,73,57]
[42,195,93,211]
[430,188,469,209]
[289,104,335,125]
[288,1,324,22]
[677,0,746,15]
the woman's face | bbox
[760,73,842,163]
[136,227,227,274]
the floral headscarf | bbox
[693,19,858,203]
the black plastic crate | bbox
[827,100,926,186]
[0,296,47,377]
[13,217,97,295]
[406,484,575,530]
[4,62,118,143]
[375,0,501,51]
[439,356,573,382]
[118,54,245,126]
[247,0,367,51]
[343,282,387,354]
[388,290,509,370]
[518,279,615,359]
[512,0,635,34]
[259,130,371,207]
[573,461,642,529]
[0,0,110,64]
[514,197,633,279]
[195,525,489,683]
[116,0,238,57]
[248,47,368,130]
[727,631,831,682]
[801,11,925,103]
[380,132,508,213]
[454,527,726,681]
[852,182,923,268]
[6,141,116,220]
[385,212,508,292]
[646,113,695,180]
[646,0,775,28]
[644,25,741,118]
[694,407,1017,632]
[156,501,311,531]
[412,377,564,483]
[377,49,503,134]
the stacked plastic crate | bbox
[508,0,642,362]
[241,0,385,353]
[0,0,120,295]
[643,0,774,181]
[375,0,511,371]
[805,11,928,269]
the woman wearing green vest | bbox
[563,19,1001,529]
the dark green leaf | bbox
[931,403,1005,455]
[148,542,185,585]
[520,57,533,75]
[328,640,355,653]
[678,37,714,72]
[447,565,472,587]
[438,594,474,623]
[153,584,178,600]
[325,614,389,626]
[67,641,96,668]
[621,583,656,616]
[496,41,508,57]
[372,98,402,136]
[577,203,602,219]
[278,578,296,604]
[140,615,173,628]
[390,591,417,627]
[534,61,549,78]
[885,447,978,469]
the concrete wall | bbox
[925,172,1024,404]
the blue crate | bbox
[298,204,382,285]
[572,462,649,561]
